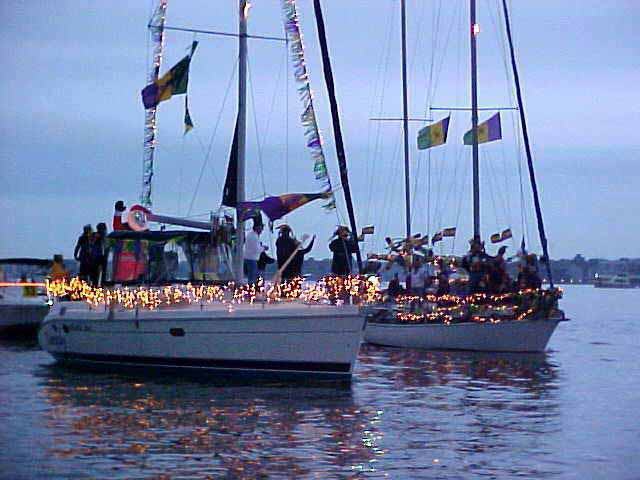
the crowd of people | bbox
[72,222,109,285]
[387,238,543,298]
[60,199,544,297]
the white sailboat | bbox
[39,0,365,378]
[362,0,566,352]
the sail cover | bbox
[221,115,239,207]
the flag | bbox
[237,192,330,222]
[431,232,443,244]
[417,116,450,150]
[501,228,513,241]
[184,98,194,134]
[361,226,375,235]
[142,41,198,109]
[490,232,502,243]
[463,112,502,145]
[442,227,457,237]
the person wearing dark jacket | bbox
[74,224,94,282]
[276,225,315,281]
[329,226,359,276]
[90,222,108,285]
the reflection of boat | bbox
[358,343,558,392]
[0,258,50,336]
[37,367,373,478]
[594,273,637,289]
[362,0,565,352]
[39,1,366,379]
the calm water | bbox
[1,285,638,479]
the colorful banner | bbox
[282,0,334,210]
[237,192,330,222]
[463,112,502,145]
[417,116,450,150]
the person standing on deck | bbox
[50,254,69,282]
[329,226,359,276]
[276,225,315,281]
[90,222,108,286]
[74,225,94,282]
[243,216,267,284]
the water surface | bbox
[1,285,638,479]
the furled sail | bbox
[221,115,239,207]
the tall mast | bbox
[470,0,481,239]
[142,0,168,208]
[501,0,554,287]
[312,0,362,272]
[400,0,411,240]
[234,0,248,281]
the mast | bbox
[400,0,411,241]
[470,0,481,239]
[142,0,168,208]
[501,0,554,287]
[311,0,362,272]
[234,0,248,281]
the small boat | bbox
[0,258,51,337]
[594,273,637,289]
[40,1,366,379]
[361,0,566,352]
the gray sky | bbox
[1,1,639,261]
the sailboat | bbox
[362,0,567,352]
[39,0,366,379]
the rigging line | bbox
[483,150,502,234]
[248,50,280,198]
[363,1,393,223]
[380,123,403,244]
[364,1,396,226]
[284,31,289,195]
[489,0,519,240]
[186,56,238,216]
[427,3,461,112]
[152,25,286,42]
[452,149,471,252]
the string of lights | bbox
[45,277,560,325]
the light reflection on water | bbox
[1,286,639,479]
[23,347,561,479]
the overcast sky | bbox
[1,1,638,261]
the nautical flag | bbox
[442,227,457,237]
[184,98,194,134]
[141,41,198,109]
[490,232,502,243]
[431,231,443,244]
[237,192,330,222]
[417,116,450,150]
[501,228,513,241]
[361,226,375,235]
[463,112,502,145]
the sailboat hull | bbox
[364,314,564,353]
[39,302,365,379]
